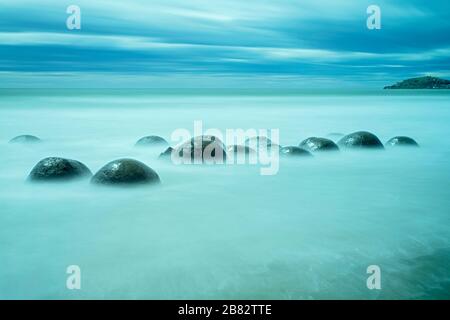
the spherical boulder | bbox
[159,147,174,159]
[174,135,226,163]
[226,145,256,155]
[28,157,92,182]
[135,135,168,147]
[245,136,273,149]
[91,159,160,185]
[280,146,312,157]
[299,137,339,152]
[9,135,41,144]
[385,136,419,147]
[337,131,384,150]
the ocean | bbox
[0,88,449,299]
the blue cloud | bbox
[0,0,449,87]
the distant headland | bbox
[384,76,450,89]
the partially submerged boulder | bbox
[135,135,168,147]
[385,136,419,147]
[279,146,312,157]
[299,137,339,152]
[245,136,273,149]
[174,135,226,164]
[158,147,174,159]
[9,135,41,144]
[28,157,92,182]
[337,131,384,150]
[226,145,256,155]
[91,159,160,186]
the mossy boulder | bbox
[28,157,92,182]
[135,135,168,147]
[280,146,312,157]
[91,159,160,185]
[9,135,41,144]
[386,136,419,147]
[337,131,384,150]
[299,137,339,152]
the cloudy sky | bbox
[0,0,449,88]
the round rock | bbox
[91,159,160,185]
[245,136,272,149]
[299,137,339,152]
[337,131,384,150]
[174,135,226,163]
[135,135,168,147]
[9,135,41,144]
[28,157,92,182]
[280,146,312,157]
[227,145,256,155]
[386,136,419,147]
[159,147,174,159]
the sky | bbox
[0,0,449,88]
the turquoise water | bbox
[0,89,449,299]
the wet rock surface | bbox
[135,135,168,147]
[299,137,339,152]
[280,146,313,157]
[159,147,174,159]
[337,131,384,150]
[227,145,256,155]
[9,135,41,144]
[91,158,161,185]
[174,135,226,163]
[386,136,419,147]
[28,157,92,181]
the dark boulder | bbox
[9,135,41,144]
[91,159,160,185]
[174,135,226,163]
[135,135,168,147]
[386,136,419,147]
[337,131,384,150]
[280,146,312,157]
[28,157,92,182]
[245,136,273,149]
[226,145,256,155]
[159,147,174,159]
[299,137,339,152]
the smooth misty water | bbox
[0,89,449,299]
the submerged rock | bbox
[226,145,256,155]
[174,135,226,163]
[135,135,168,147]
[9,135,41,144]
[91,159,160,185]
[280,146,312,157]
[337,131,384,150]
[245,136,273,149]
[159,147,174,159]
[28,157,92,182]
[299,137,339,152]
[386,136,419,147]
